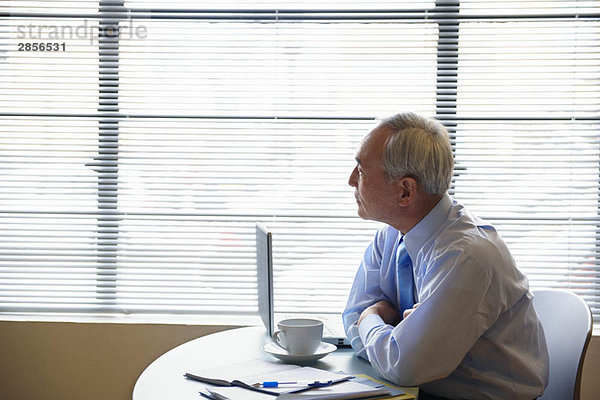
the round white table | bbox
[133,326,418,399]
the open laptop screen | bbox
[255,222,349,346]
[256,222,274,336]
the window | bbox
[0,1,598,325]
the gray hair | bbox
[380,112,453,195]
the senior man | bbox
[343,112,549,400]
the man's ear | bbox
[397,176,418,206]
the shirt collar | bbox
[403,193,453,261]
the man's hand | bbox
[402,302,420,319]
[358,300,402,327]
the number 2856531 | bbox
[18,42,66,51]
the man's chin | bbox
[357,209,380,223]
[356,208,368,220]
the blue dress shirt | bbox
[343,194,549,400]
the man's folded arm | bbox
[357,255,500,387]
[343,236,388,359]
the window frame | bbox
[0,0,598,325]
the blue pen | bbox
[256,381,298,388]
[253,380,336,388]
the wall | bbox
[0,321,599,400]
[581,336,600,400]
[0,321,237,400]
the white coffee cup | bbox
[272,318,324,355]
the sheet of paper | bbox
[352,375,415,400]
[352,376,405,397]
[205,366,390,400]
[191,359,299,400]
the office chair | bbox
[532,289,593,400]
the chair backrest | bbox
[532,289,593,400]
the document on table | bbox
[353,374,415,400]
[193,361,391,400]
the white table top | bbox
[133,325,419,400]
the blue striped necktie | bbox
[397,237,415,317]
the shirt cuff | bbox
[358,313,386,343]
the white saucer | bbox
[262,341,337,363]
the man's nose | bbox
[348,166,358,187]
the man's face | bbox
[348,126,400,224]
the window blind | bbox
[0,1,599,324]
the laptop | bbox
[256,222,350,347]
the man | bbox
[343,112,549,400]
